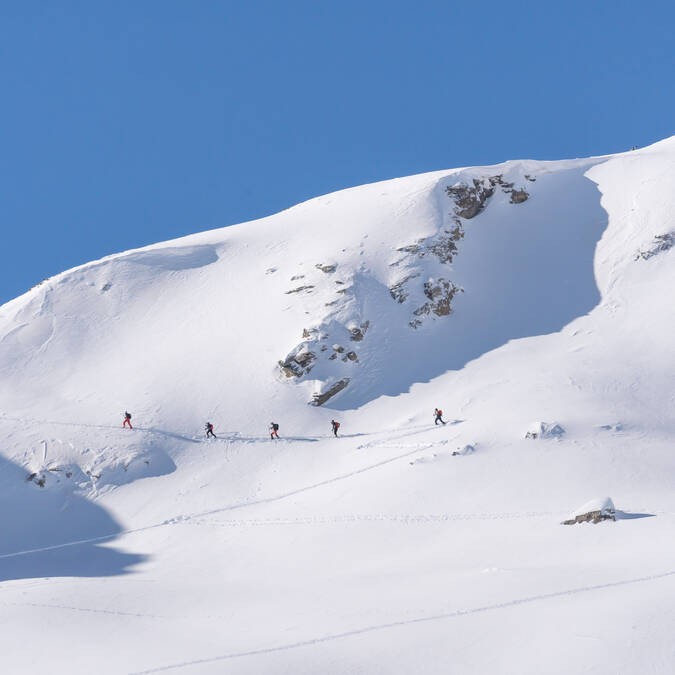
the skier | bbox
[331,419,340,437]
[434,408,446,425]
[123,411,133,429]
[205,422,216,439]
[270,422,280,440]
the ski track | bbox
[0,440,449,560]
[0,601,166,619]
[181,512,562,527]
[130,569,675,673]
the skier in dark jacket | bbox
[270,422,279,440]
[123,411,133,429]
[331,419,340,437]
[434,408,446,425]
[205,422,216,439]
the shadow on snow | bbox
[330,166,609,410]
[0,454,144,583]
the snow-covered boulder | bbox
[563,497,616,525]
[452,444,476,456]
[525,422,565,440]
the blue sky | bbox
[1,1,673,304]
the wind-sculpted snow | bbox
[124,244,220,270]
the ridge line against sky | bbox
[1,0,673,305]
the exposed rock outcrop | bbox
[311,378,350,406]
[389,274,419,303]
[285,285,315,294]
[446,178,496,219]
[315,263,338,273]
[563,497,616,525]
[427,224,465,264]
[397,241,424,255]
[278,345,316,378]
[409,278,463,328]
[510,189,529,204]
[635,232,675,260]
[349,321,370,341]
[445,174,531,220]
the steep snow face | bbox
[0,154,608,429]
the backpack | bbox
[334,421,340,429]
[125,412,132,419]
[272,423,279,431]
[437,410,442,417]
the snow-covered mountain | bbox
[2,137,675,674]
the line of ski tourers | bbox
[121,408,448,440]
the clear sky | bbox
[1,1,673,304]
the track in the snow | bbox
[0,437,450,560]
[131,568,675,673]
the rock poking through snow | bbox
[563,497,616,525]
[410,279,463,327]
[446,178,496,219]
[635,232,675,261]
[311,378,350,406]
[349,321,370,341]
[510,189,529,204]
[279,344,316,378]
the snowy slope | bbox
[1,137,675,674]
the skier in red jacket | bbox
[434,408,446,425]
[331,419,340,437]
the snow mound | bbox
[452,444,476,456]
[525,422,565,440]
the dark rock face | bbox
[315,263,338,273]
[345,351,358,361]
[510,189,529,204]
[311,378,350,406]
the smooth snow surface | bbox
[2,137,675,674]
